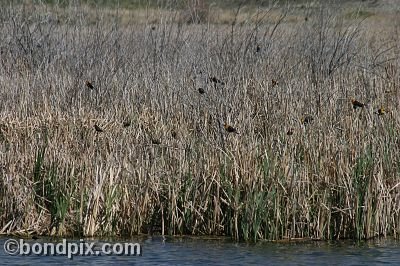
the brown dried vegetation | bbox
[0,2,399,241]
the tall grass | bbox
[0,1,399,241]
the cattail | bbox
[351,99,365,109]
[224,123,239,134]
[94,124,103,132]
[86,80,94,89]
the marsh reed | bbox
[0,1,399,241]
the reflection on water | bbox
[0,236,399,265]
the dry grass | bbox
[0,1,399,241]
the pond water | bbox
[0,236,399,265]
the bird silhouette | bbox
[123,121,131,127]
[171,131,178,139]
[198,87,205,94]
[151,138,161,145]
[301,115,314,125]
[377,107,385,115]
[352,99,365,109]
[86,80,94,90]
[210,76,225,86]
[224,123,239,134]
[94,124,103,132]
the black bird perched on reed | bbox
[198,87,205,94]
[352,99,365,109]
[301,115,314,125]
[123,121,131,127]
[86,80,94,90]
[210,76,225,86]
[224,123,239,134]
[151,138,161,145]
[94,124,103,132]
[171,130,177,139]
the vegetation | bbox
[0,0,399,241]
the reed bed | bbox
[0,1,399,241]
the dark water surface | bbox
[0,236,399,265]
